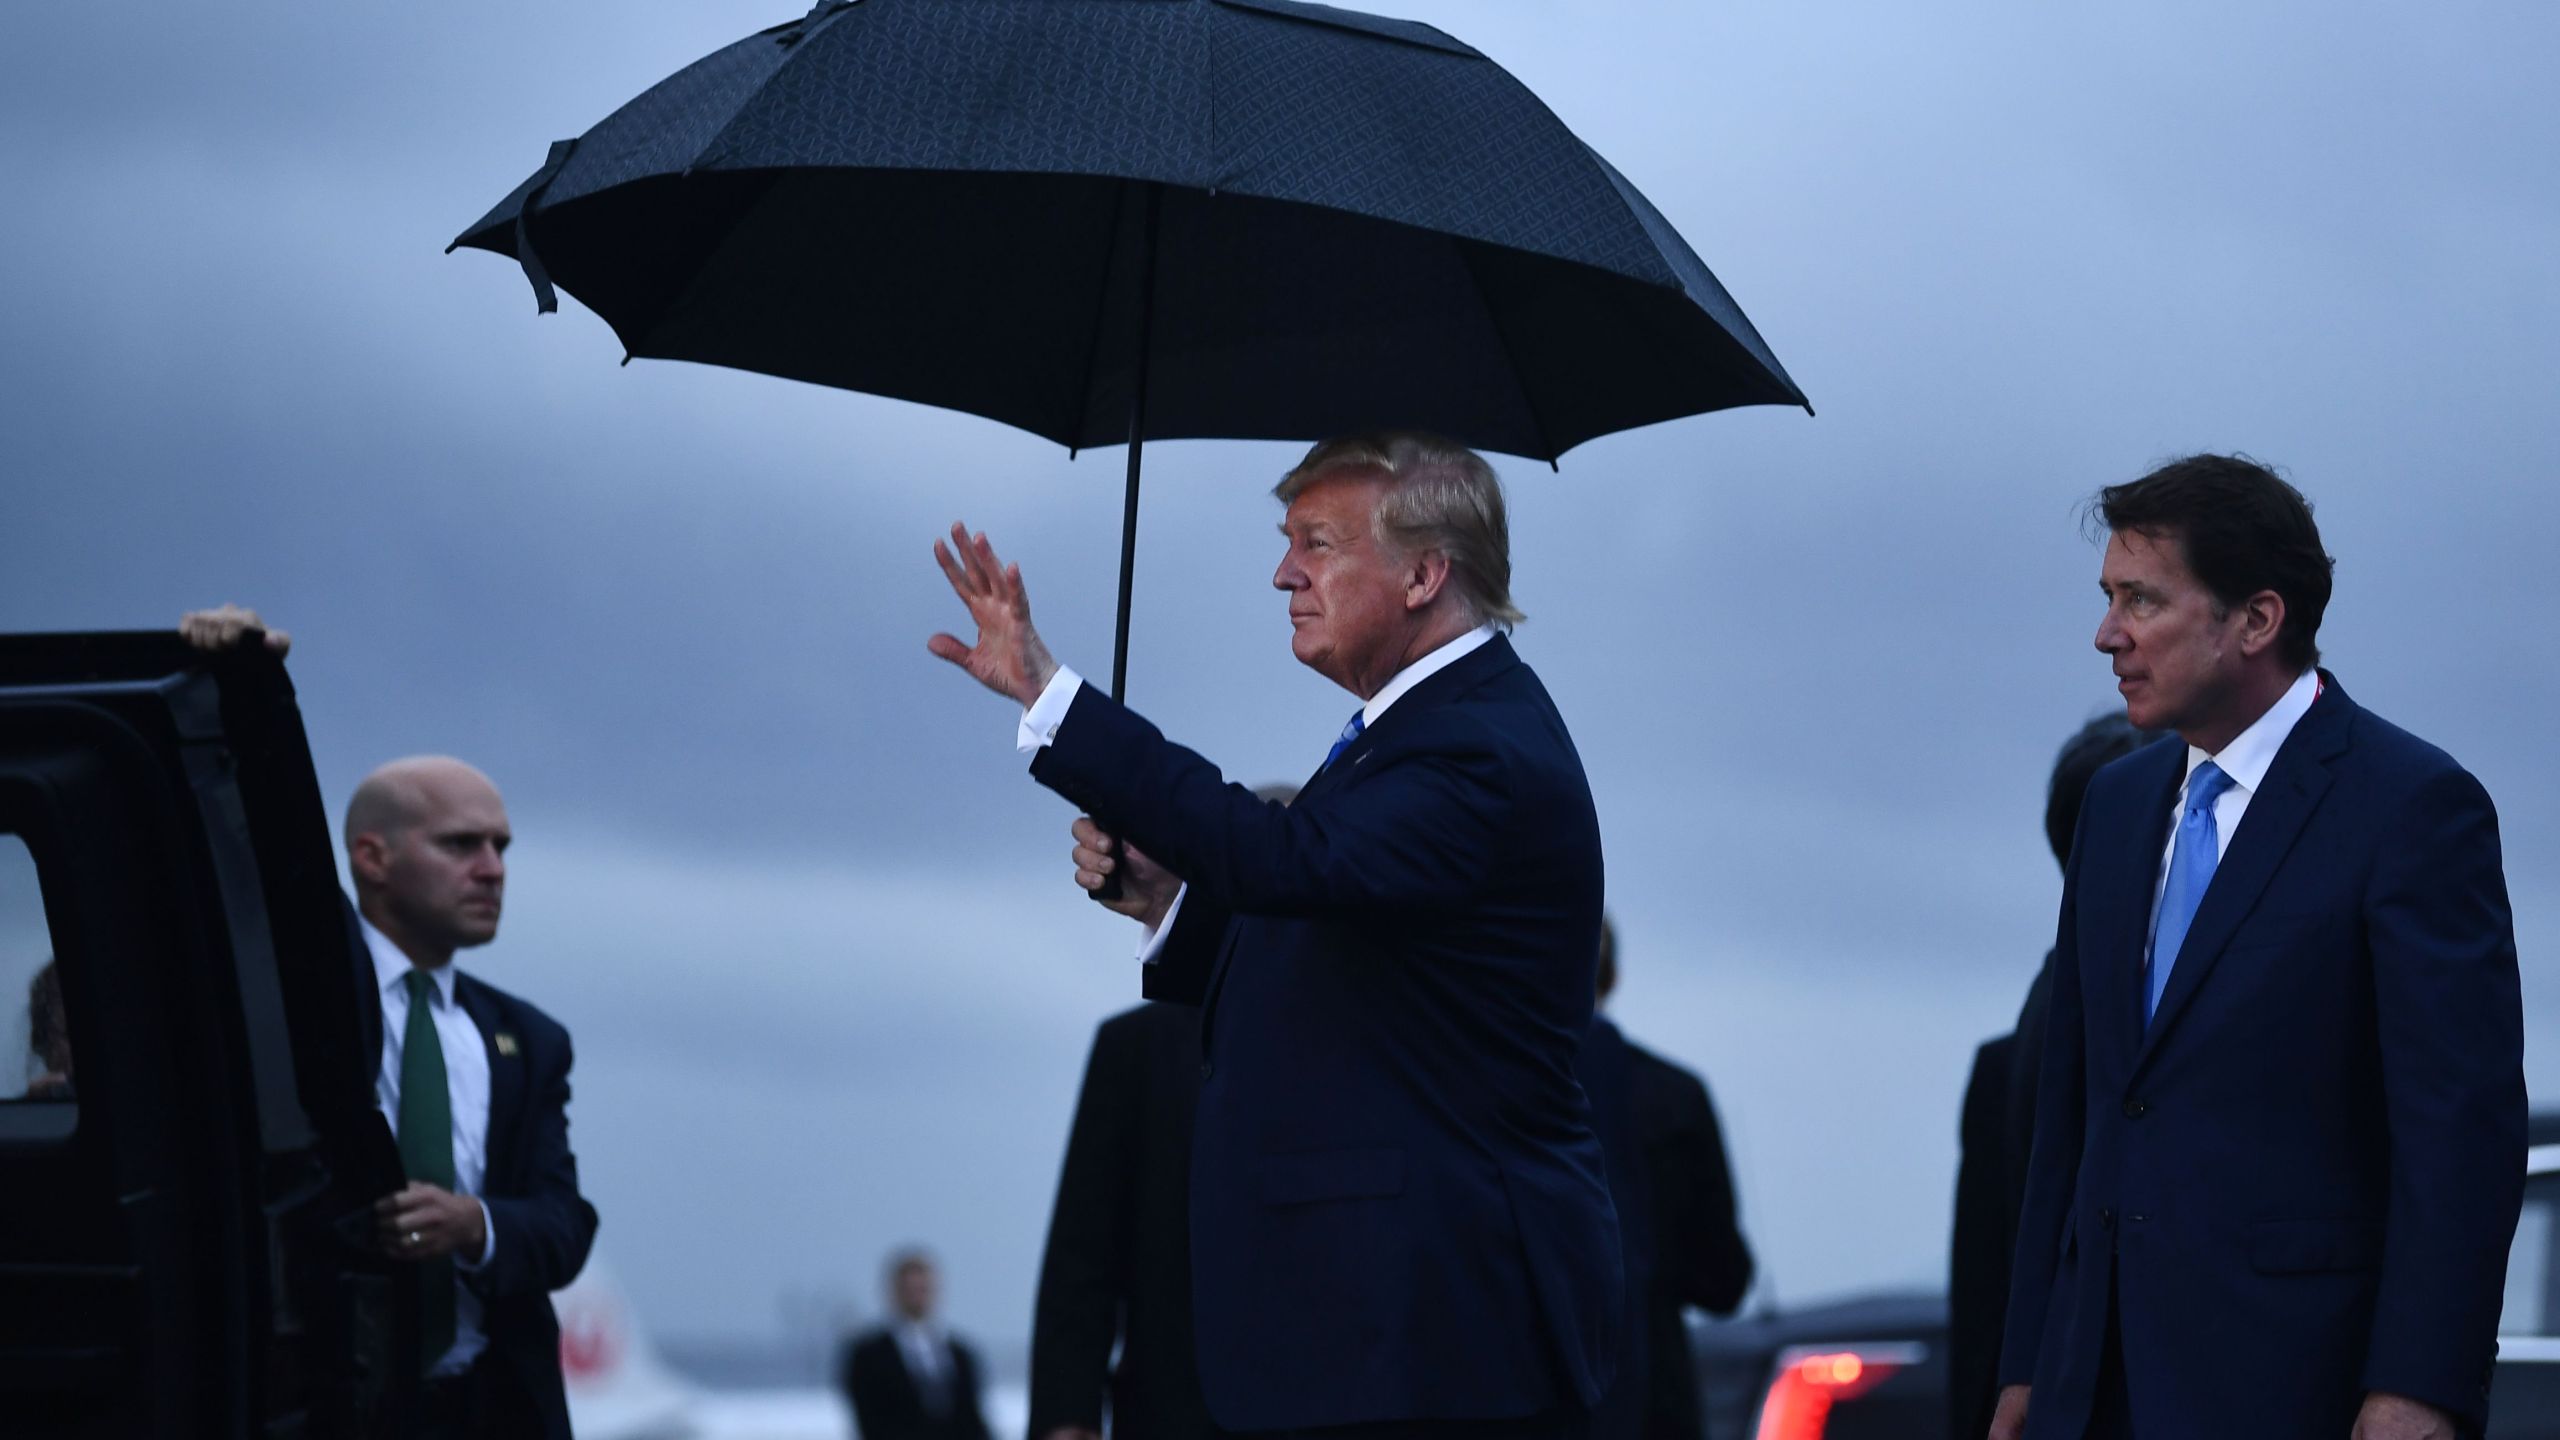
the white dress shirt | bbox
[2148,667,2322,933]
[894,1317,954,1394]
[362,917,498,1374]
[1016,624,1501,962]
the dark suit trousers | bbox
[421,1359,544,1440]
[1252,1411,1590,1440]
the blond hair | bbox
[1274,431,1523,629]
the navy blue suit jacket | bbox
[1029,634,1621,1432]
[2000,677,2524,1438]
[355,937,600,1439]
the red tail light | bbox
[1752,1343,1925,1440]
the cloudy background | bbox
[4,0,2554,1359]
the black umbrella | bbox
[453,0,1809,699]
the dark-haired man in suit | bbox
[930,431,1620,1439]
[1949,713,2158,1440]
[1028,787,1294,1440]
[1993,457,2524,1440]
[1029,999,1214,1440]
[1583,920,1751,1440]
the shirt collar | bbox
[361,914,458,1010]
[2185,666,2320,796]
[1362,623,1497,728]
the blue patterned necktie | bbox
[1322,710,1366,770]
[2147,760,2237,1025]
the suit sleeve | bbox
[2358,766,2526,1427]
[1028,1024,1137,1435]
[471,1021,599,1299]
[1030,685,1512,917]
[1142,893,1231,1005]
[844,1340,885,1440]
[1949,1039,2013,1419]
[1653,1068,1753,1315]
[1999,838,2089,1388]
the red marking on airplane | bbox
[558,1301,622,1381]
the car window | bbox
[0,832,72,1110]
[2507,1171,2558,1338]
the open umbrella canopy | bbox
[451,0,1809,463]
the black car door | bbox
[0,633,415,1438]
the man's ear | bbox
[2235,589,2288,659]
[348,832,392,888]
[1404,549,1452,611]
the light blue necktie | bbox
[1322,710,1366,770]
[2146,760,2237,1025]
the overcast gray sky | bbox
[4,0,2553,1352]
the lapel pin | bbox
[494,1032,519,1057]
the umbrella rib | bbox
[1452,239,1560,467]
[609,35,816,358]
[615,171,804,364]
[1064,180,1140,454]
[1583,150,1810,413]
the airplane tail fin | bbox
[552,1250,701,1440]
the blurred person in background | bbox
[843,1249,994,1440]
[1948,713,2160,1440]
[1583,919,1752,1440]
[1027,784,1299,1440]
[1029,999,1214,1440]
[25,959,71,1099]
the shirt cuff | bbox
[1136,884,1187,964]
[458,1198,497,1271]
[1016,666,1085,754]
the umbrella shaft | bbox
[1094,183,1158,908]
[1109,182,1160,705]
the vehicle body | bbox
[2494,1116,2560,1433]
[1692,1292,1946,1440]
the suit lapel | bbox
[2133,682,2352,1071]
[454,975,521,1185]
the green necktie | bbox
[398,969,457,1368]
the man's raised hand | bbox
[928,523,1061,706]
